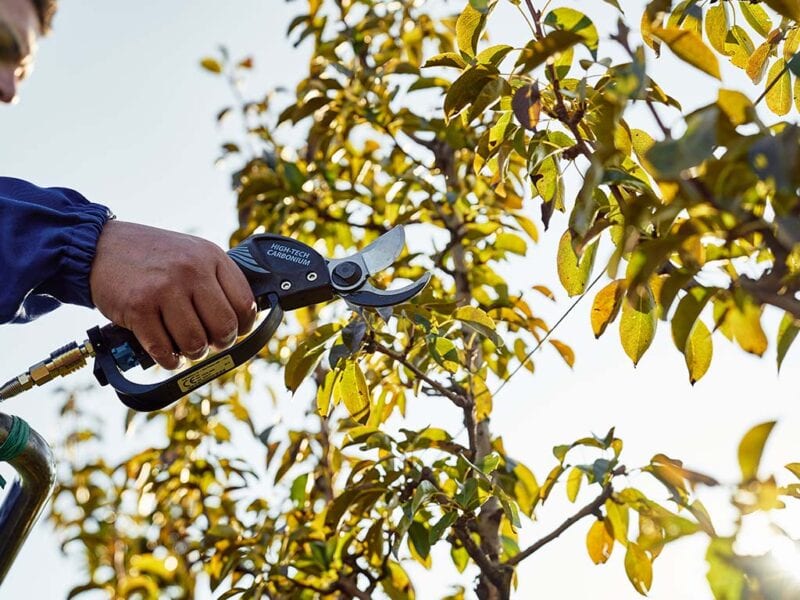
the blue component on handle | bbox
[111,343,139,372]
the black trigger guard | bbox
[89,303,284,412]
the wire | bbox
[490,270,606,399]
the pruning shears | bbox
[0,227,429,412]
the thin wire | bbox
[490,269,606,399]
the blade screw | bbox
[280,280,292,291]
[306,272,318,282]
[332,261,362,286]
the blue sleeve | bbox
[0,177,113,323]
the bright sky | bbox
[1,1,799,599]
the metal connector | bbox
[0,340,94,402]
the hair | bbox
[31,0,57,33]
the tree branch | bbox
[373,343,467,407]
[507,483,613,566]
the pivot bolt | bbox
[332,261,362,286]
[307,272,318,282]
[280,280,292,291]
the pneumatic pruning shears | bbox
[0,226,430,412]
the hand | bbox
[89,221,257,369]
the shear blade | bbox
[343,273,432,308]
[358,226,406,275]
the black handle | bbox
[89,233,336,412]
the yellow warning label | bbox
[178,355,235,392]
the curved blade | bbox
[359,226,406,276]
[342,273,431,307]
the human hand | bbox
[89,221,257,369]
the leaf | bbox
[746,42,772,83]
[549,339,575,368]
[763,0,800,22]
[738,421,776,482]
[777,312,800,372]
[591,280,625,338]
[671,287,715,352]
[652,26,721,79]
[624,542,653,595]
[785,462,800,479]
[739,1,773,37]
[728,293,768,356]
[766,58,792,116]
[557,230,598,296]
[646,106,718,178]
[424,52,468,69]
[515,30,584,72]
[495,232,527,255]
[456,3,488,56]
[543,8,599,59]
[476,44,514,66]
[444,65,498,120]
[200,57,223,73]
[337,361,371,422]
[784,28,800,61]
[704,4,728,54]
[718,89,755,126]
[455,305,502,346]
[619,289,657,366]
[566,467,583,502]
[586,519,614,564]
[512,83,541,130]
[726,26,755,69]
[685,320,713,385]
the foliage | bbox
[50,1,800,598]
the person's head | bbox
[0,0,56,104]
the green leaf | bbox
[515,30,584,72]
[586,519,614,564]
[766,58,792,116]
[476,44,514,66]
[706,538,745,600]
[619,289,657,366]
[495,232,528,255]
[456,3,488,56]
[739,1,773,37]
[543,8,599,59]
[646,106,718,178]
[337,360,371,422]
[556,230,598,296]
[671,287,715,352]
[591,280,625,338]
[704,4,728,54]
[777,312,799,372]
[624,542,653,595]
[444,65,499,120]
[652,26,721,79]
[738,421,776,482]
[284,324,339,392]
[455,305,502,346]
[290,473,309,505]
[763,0,800,22]
[424,52,468,69]
[200,57,223,73]
[685,320,713,385]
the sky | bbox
[1,1,799,599]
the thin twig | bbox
[507,483,613,566]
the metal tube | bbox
[0,413,56,584]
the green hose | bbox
[0,416,30,488]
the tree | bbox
[50,1,800,598]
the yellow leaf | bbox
[704,4,728,54]
[718,89,755,126]
[619,289,657,366]
[337,361,370,422]
[557,231,598,296]
[725,26,755,69]
[456,3,486,56]
[566,467,582,502]
[549,339,575,368]
[624,542,653,595]
[784,28,800,61]
[763,0,800,22]
[739,1,773,37]
[586,519,614,564]
[652,26,721,79]
[746,42,772,83]
[685,320,713,385]
[605,499,629,545]
[766,58,792,116]
[738,421,776,482]
[591,280,625,338]
[728,294,768,356]
[785,462,800,479]
[471,375,493,420]
[200,57,223,73]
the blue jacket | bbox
[0,177,112,323]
